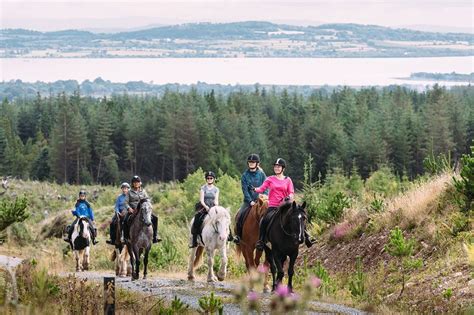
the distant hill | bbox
[1,21,473,58]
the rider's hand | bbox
[128,207,134,214]
[250,201,256,206]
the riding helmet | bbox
[273,158,286,168]
[205,171,216,179]
[131,175,141,183]
[247,153,260,163]
[79,190,87,196]
[121,182,130,189]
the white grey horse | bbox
[187,206,231,282]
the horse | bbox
[234,194,271,292]
[187,206,231,282]
[264,201,307,292]
[109,212,132,277]
[70,216,91,272]
[126,199,153,280]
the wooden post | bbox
[104,277,115,315]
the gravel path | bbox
[0,254,367,314]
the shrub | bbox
[453,143,474,213]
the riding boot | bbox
[227,229,235,242]
[106,221,115,245]
[151,214,162,243]
[304,230,316,248]
[123,214,130,241]
[91,227,99,245]
[255,217,268,251]
[63,225,71,242]
[189,233,198,248]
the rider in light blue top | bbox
[64,190,98,245]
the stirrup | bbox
[233,236,241,245]
[255,240,265,251]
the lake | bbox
[1,57,473,86]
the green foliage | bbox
[348,256,366,298]
[369,194,386,213]
[9,222,32,245]
[365,166,401,197]
[198,292,223,315]
[424,151,452,175]
[453,144,474,212]
[442,288,453,301]
[384,227,420,299]
[0,196,29,233]
[311,261,336,296]
[0,86,471,185]
[385,227,414,258]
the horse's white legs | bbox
[83,247,90,271]
[75,250,81,271]
[217,243,227,281]
[187,247,197,281]
[206,248,217,282]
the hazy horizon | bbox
[2,0,473,33]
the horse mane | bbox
[204,206,230,224]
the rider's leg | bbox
[304,230,316,248]
[123,213,130,240]
[256,208,274,251]
[107,215,117,244]
[234,203,250,244]
[88,219,98,245]
[66,218,78,243]
[151,213,161,243]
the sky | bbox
[1,0,473,32]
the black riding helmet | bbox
[247,153,260,163]
[131,175,141,183]
[273,158,286,168]
[79,190,87,196]
[204,171,216,179]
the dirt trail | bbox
[0,254,366,314]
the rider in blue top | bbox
[64,190,98,245]
[233,154,267,245]
[106,182,130,245]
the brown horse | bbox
[234,194,271,292]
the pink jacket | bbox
[255,176,294,207]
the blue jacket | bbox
[241,168,267,203]
[72,199,94,221]
[114,194,127,213]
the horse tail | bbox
[193,246,204,268]
[235,244,242,258]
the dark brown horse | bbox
[264,201,308,292]
[126,199,153,280]
[234,194,271,292]
[110,212,131,277]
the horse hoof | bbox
[187,275,195,281]
[217,275,225,281]
[143,275,147,280]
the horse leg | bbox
[187,247,197,281]
[206,248,217,282]
[127,244,136,280]
[83,247,90,271]
[114,248,120,276]
[143,247,150,279]
[135,248,142,280]
[274,252,285,289]
[242,246,253,270]
[217,243,227,281]
[75,251,81,272]
[287,252,297,293]
[265,248,277,291]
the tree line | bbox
[0,85,472,187]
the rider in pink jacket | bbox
[254,158,315,250]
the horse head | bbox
[138,199,153,226]
[77,216,91,239]
[208,206,231,242]
[282,201,307,244]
